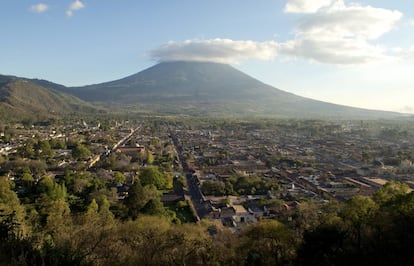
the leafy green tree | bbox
[99,196,115,222]
[124,181,147,219]
[27,160,47,178]
[101,153,119,169]
[201,180,226,196]
[0,210,42,265]
[371,192,414,265]
[35,140,54,159]
[72,143,92,160]
[21,170,34,188]
[141,198,165,216]
[44,199,72,237]
[37,176,67,201]
[49,183,68,201]
[146,151,154,165]
[224,181,234,195]
[373,181,410,205]
[16,139,35,158]
[240,220,297,265]
[120,216,171,264]
[163,223,213,265]
[340,196,377,250]
[86,199,99,216]
[292,201,321,235]
[49,138,66,149]
[0,177,27,237]
[112,171,126,185]
[139,166,172,190]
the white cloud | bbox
[284,0,334,14]
[401,47,414,59]
[281,1,403,64]
[279,38,388,64]
[30,3,48,13]
[151,39,279,64]
[151,1,404,66]
[296,4,402,40]
[66,0,85,17]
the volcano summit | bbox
[41,61,401,118]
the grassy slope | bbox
[0,79,97,121]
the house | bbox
[115,145,145,156]
[212,204,257,226]
[247,204,265,219]
[360,177,388,188]
[0,145,12,155]
[232,204,257,223]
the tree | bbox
[0,177,26,237]
[373,181,410,205]
[50,138,66,149]
[35,140,54,159]
[27,160,47,178]
[374,192,414,265]
[141,198,165,216]
[201,180,225,196]
[99,196,114,222]
[0,210,42,265]
[37,176,67,201]
[86,199,99,216]
[72,144,92,161]
[44,199,72,237]
[292,201,321,235]
[21,171,34,188]
[163,223,213,265]
[240,220,297,265]
[296,223,347,266]
[340,196,377,251]
[139,166,171,190]
[146,151,154,165]
[16,139,35,158]
[120,216,171,264]
[124,181,147,219]
[112,171,126,185]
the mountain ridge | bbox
[55,61,403,118]
[0,62,407,119]
[0,75,98,121]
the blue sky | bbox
[1,0,413,113]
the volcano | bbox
[45,61,402,118]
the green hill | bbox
[0,75,96,121]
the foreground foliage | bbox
[1,176,414,265]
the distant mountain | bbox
[2,62,405,119]
[56,61,401,118]
[0,74,96,121]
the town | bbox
[2,116,414,264]
[2,117,414,228]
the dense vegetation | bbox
[201,174,279,196]
[0,76,99,122]
[1,177,414,265]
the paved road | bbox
[88,126,140,170]
[185,173,212,219]
[169,129,211,219]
